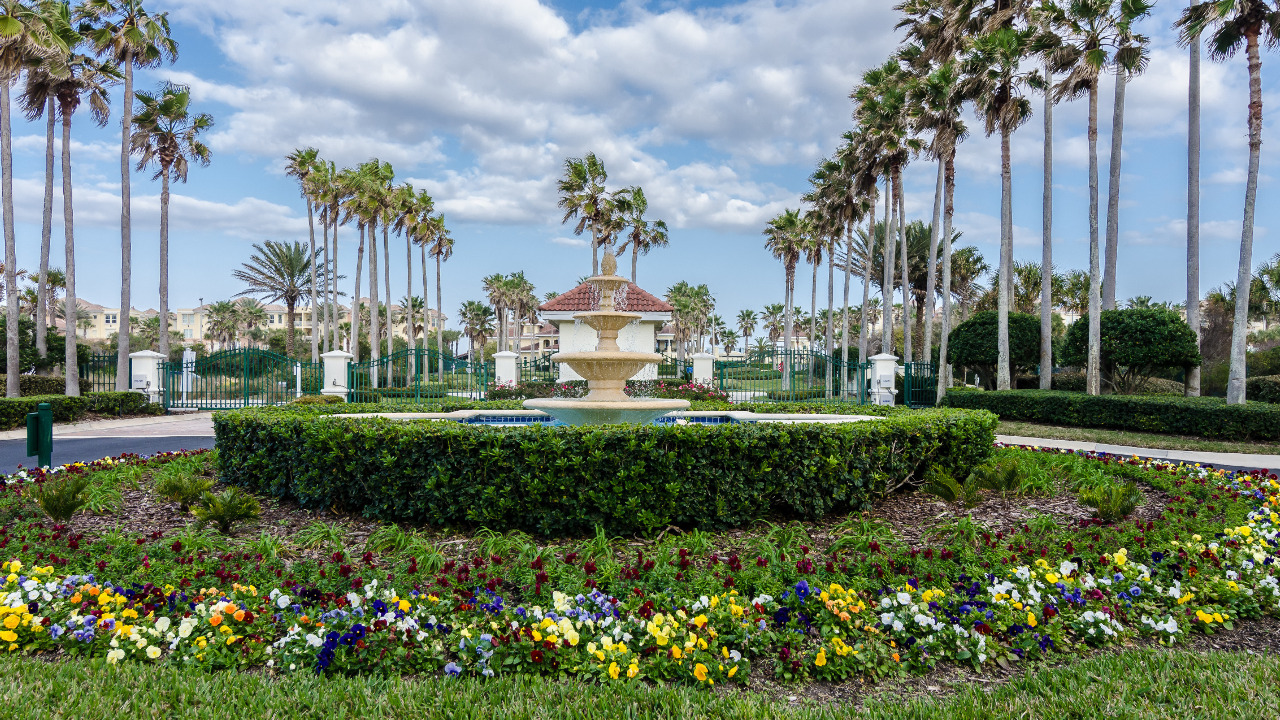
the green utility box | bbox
[25,402,52,468]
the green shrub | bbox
[1078,481,1143,522]
[30,474,92,522]
[213,408,997,536]
[86,391,162,417]
[763,389,828,401]
[942,389,1280,440]
[947,311,1041,390]
[193,487,261,534]
[1060,309,1201,394]
[155,470,215,512]
[0,391,161,430]
[1246,375,1280,404]
[291,394,344,405]
[0,375,66,396]
[1054,371,1086,392]
[719,367,782,381]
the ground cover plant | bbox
[0,441,1275,703]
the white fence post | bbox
[321,350,353,399]
[494,351,518,386]
[691,353,714,384]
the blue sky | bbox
[6,0,1277,335]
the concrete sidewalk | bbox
[0,412,215,441]
[997,434,1280,471]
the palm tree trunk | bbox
[923,157,943,364]
[860,192,874,365]
[881,178,893,355]
[1227,31,1264,405]
[330,203,339,352]
[404,231,414,355]
[61,110,78,397]
[1087,80,1103,396]
[896,169,911,364]
[368,218,380,366]
[841,219,851,400]
[158,171,171,362]
[591,229,599,276]
[808,256,817,385]
[436,253,445,378]
[997,126,1013,391]
[1186,16,1202,397]
[382,225,392,360]
[286,299,297,362]
[826,238,834,398]
[1102,66,1128,311]
[352,224,365,361]
[782,266,793,391]
[307,197,317,361]
[1041,64,1054,390]
[321,210,331,353]
[115,53,134,392]
[36,100,54,359]
[937,154,957,403]
[420,243,429,350]
[631,241,639,283]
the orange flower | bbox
[209,614,223,627]
[233,610,246,623]
[892,653,900,662]
[224,604,239,615]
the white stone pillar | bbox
[321,350,353,399]
[494,351,519,386]
[691,352,714,385]
[869,353,900,406]
[128,350,165,404]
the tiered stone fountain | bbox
[524,252,689,425]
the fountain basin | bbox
[522,397,690,426]
[549,350,664,401]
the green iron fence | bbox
[162,348,321,410]
[517,354,557,384]
[903,361,938,408]
[348,347,490,403]
[79,353,129,393]
[715,349,870,403]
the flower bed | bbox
[212,408,996,535]
[0,447,1278,686]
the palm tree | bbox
[1102,2,1154,310]
[20,30,116,395]
[204,299,239,349]
[232,241,318,358]
[459,300,494,364]
[762,303,785,346]
[613,186,670,283]
[285,148,321,361]
[1177,0,1277,403]
[764,209,805,390]
[557,153,614,275]
[1187,0,1203,397]
[236,298,267,347]
[736,310,757,357]
[425,214,454,376]
[963,20,1039,391]
[79,0,176,390]
[393,185,433,355]
[0,1,60,395]
[130,82,211,362]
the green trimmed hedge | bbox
[213,408,996,536]
[0,391,161,429]
[0,375,65,396]
[941,389,1280,440]
[1246,375,1280,404]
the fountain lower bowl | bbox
[522,397,690,426]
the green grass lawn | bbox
[996,420,1280,456]
[2,649,1273,719]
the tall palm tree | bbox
[613,186,670,283]
[425,214,454,376]
[79,0,176,390]
[557,153,613,275]
[232,241,318,358]
[459,299,494,364]
[964,21,1038,391]
[736,309,757,356]
[339,166,368,359]
[285,148,320,361]
[1178,0,1280,404]
[1102,1,1154,310]
[392,185,433,355]
[764,208,805,390]
[1186,0,1203,397]
[130,81,212,362]
[20,33,117,396]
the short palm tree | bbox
[613,186,669,283]
[1178,0,1280,404]
[204,300,239,348]
[232,241,317,358]
[130,81,211,361]
[459,300,494,364]
[78,0,177,390]
[425,214,454,376]
[736,309,757,356]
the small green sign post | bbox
[25,402,52,469]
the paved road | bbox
[0,435,216,472]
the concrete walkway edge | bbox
[997,434,1280,471]
[0,412,215,441]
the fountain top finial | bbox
[602,250,618,277]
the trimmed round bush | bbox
[1060,308,1201,394]
[947,311,1041,390]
